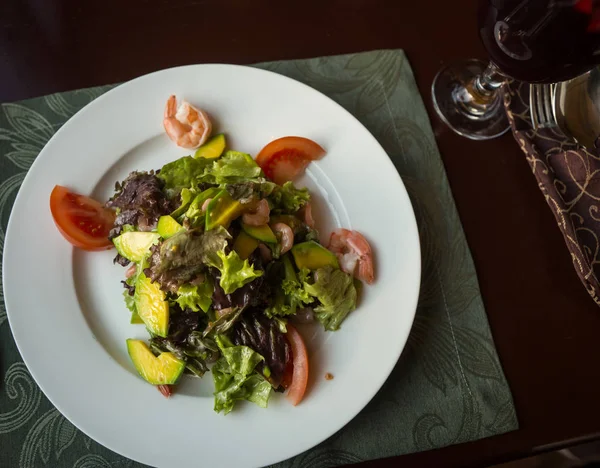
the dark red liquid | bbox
[479,0,600,82]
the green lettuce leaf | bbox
[304,267,357,331]
[270,181,310,213]
[123,277,136,313]
[212,151,262,184]
[158,156,215,197]
[176,278,213,313]
[170,188,196,219]
[214,250,263,294]
[123,266,144,324]
[212,335,272,414]
[265,256,311,318]
[184,187,221,227]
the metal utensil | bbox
[553,67,600,150]
[529,83,558,130]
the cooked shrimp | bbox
[242,199,270,226]
[329,229,374,284]
[272,222,294,254]
[300,202,315,229]
[163,95,212,149]
[201,198,213,212]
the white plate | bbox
[3,64,420,468]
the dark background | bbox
[1,0,600,466]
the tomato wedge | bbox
[256,136,325,185]
[285,324,309,406]
[49,185,115,251]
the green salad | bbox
[103,133,373,413]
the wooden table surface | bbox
[2,0,600,466]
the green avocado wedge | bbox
[134,273,169,337]
[241,222,277,243]
[205,190,243,230]
[291,241,339,270]
[113,232,160,263]
[194,133,226,159]
[126,339,185,385]
[157,215,183,239]
[233,230,260,260]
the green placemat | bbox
[0,50,518,468]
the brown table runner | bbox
[505,82,600,305]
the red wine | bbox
[479,0,600,82]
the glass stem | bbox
[455,61,508,118]
[473,62,507,96]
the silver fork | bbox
[529,83,558,129]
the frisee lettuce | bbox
[176,278,213,313]
[158,156,215,197]
[264,256,311,318]
[212,151,263,184]
[270,181,310,213]
[214,250,263,295]
[304,267,357,331]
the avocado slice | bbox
[242,222,277,243]
[113,232,160,263]
[205,190,243,230]
[126,339,185,385]
[194,133,226,159]
[157,215,183,239]
[134,273,169,337]
[233,231,259,260]
[130,311,144,324]
[291,241,339,270]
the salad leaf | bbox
[232,313,291,387]
[212,335,272,414]
[211,256,269,311]
[282,279,312,307]
[158,156,215,197]
[212,151,262,184]
[123,288,136,313]
[122,275,136,310]
[270,181,310,213]
[264,255,311,318]
[304,267,357,331]
[151,333,219,378]
[176,278,213,313]
[184,187,221,226]
[121,276,144,323]
[225,180,277,204]
[170,188,196,219]
[186,332,219,363]
[106,171,174,239]
[214,250,263,295]
[203,307,245,337]
[149,309,218,378]
[145,227,230,292]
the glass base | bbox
[432,59,510,140]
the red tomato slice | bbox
[285,324,309,406]
[49,185,115,251]
[256,136,325,185]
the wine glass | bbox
[432,0,600,140]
